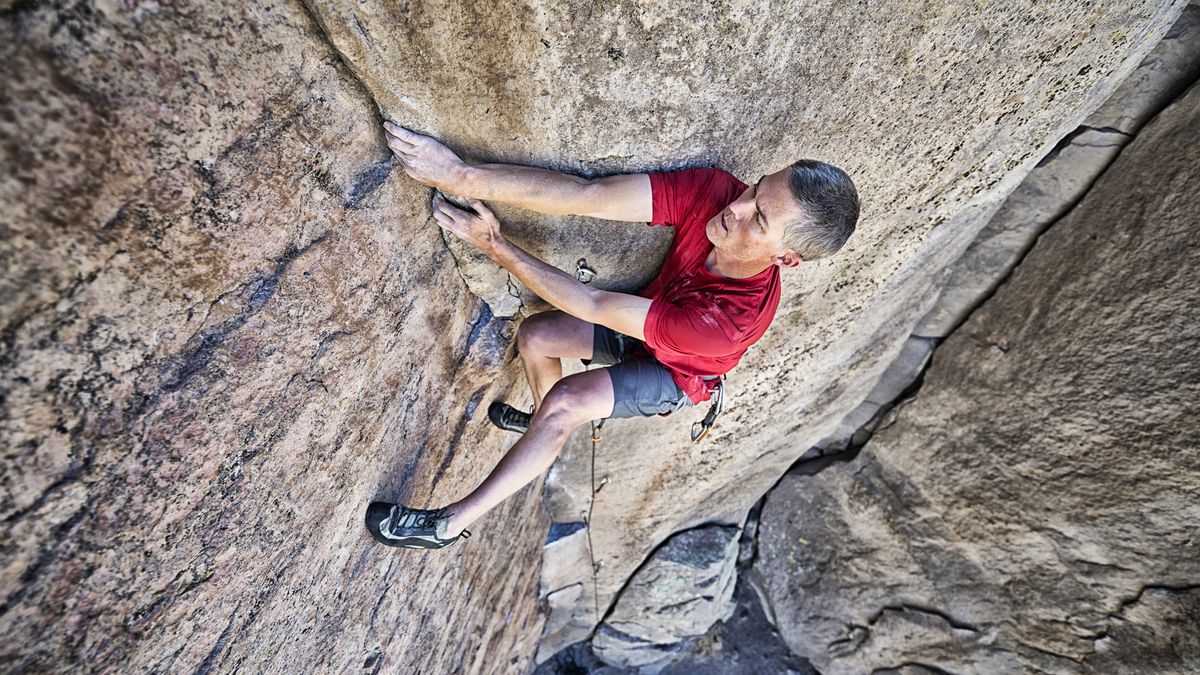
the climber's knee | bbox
[536,369,615,431]
[516,311,555,357]
[516,310,594,360]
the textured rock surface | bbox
[540,523,597,653]
[915,4,1200,338]
[536,572,815,675]
[592,525,739,670]
[1084,6,1200,133]
[1,0,1191,672]
[0,3,544,672]
[912,127,1128,338]
[813,336,935,455]
[511,2,1187,651]
[755,75,1200,674]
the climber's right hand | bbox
[384,122,467,192]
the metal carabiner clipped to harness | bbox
[690,377,725,444]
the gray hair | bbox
[782,160,860,260]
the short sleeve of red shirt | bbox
[648,168,746,233]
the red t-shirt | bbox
[641,168,782,403]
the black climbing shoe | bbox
[365,502,471,549]
[488,401,531,434]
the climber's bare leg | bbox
[444,367,614,536]
[517,310,595,410]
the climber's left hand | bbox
[431,192,503,254]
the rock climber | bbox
[365,122,860,549]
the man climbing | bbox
[365,122,860,549]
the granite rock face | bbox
[592,525,739,671]
[1084,6,1200,134]
[0,0,1192,672]
[754,74,1200,674]
[916,4,1200,339]
[1,3,543,672]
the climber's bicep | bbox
[588,291,651,342]
[578,174,653,222]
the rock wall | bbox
[0,0,1191,672]
[754,70,1200,674]
[591,525,739,671]
[0,3,543,672]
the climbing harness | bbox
[690,376,726,444]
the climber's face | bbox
[705,168,806,269]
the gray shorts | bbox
[583,325,694,419]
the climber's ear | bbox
[774,250,803,269]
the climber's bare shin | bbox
[443,368,614,537]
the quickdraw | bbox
[690,376,725,444]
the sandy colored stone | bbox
[592,525,739,670]
[0,0,1191,671]
[1084,5,1200,133]
[490,2,1184,648]
[0,3,543,672]
[913,127,1128,337]
[755,73,1200,674]
[916,5,1200,339]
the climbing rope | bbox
[583,415,605,626]
[574,259,606,626]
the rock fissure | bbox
[867,604,983,634]
[869,662,960,675]
[1110,582,1200,617]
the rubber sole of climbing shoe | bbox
[364,501,468,549]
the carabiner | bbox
[690,377,725,444]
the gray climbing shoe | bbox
[365,502,470,549]
[488,401,531,434]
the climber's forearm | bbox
[384,122,650,221]
[487,238,650,340]
[432,191,651,337]
[461,165,652,222]
[460,164,592,216]
[488,237,598,317]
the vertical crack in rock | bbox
[296,0,385,123]
[506,273,528,317]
